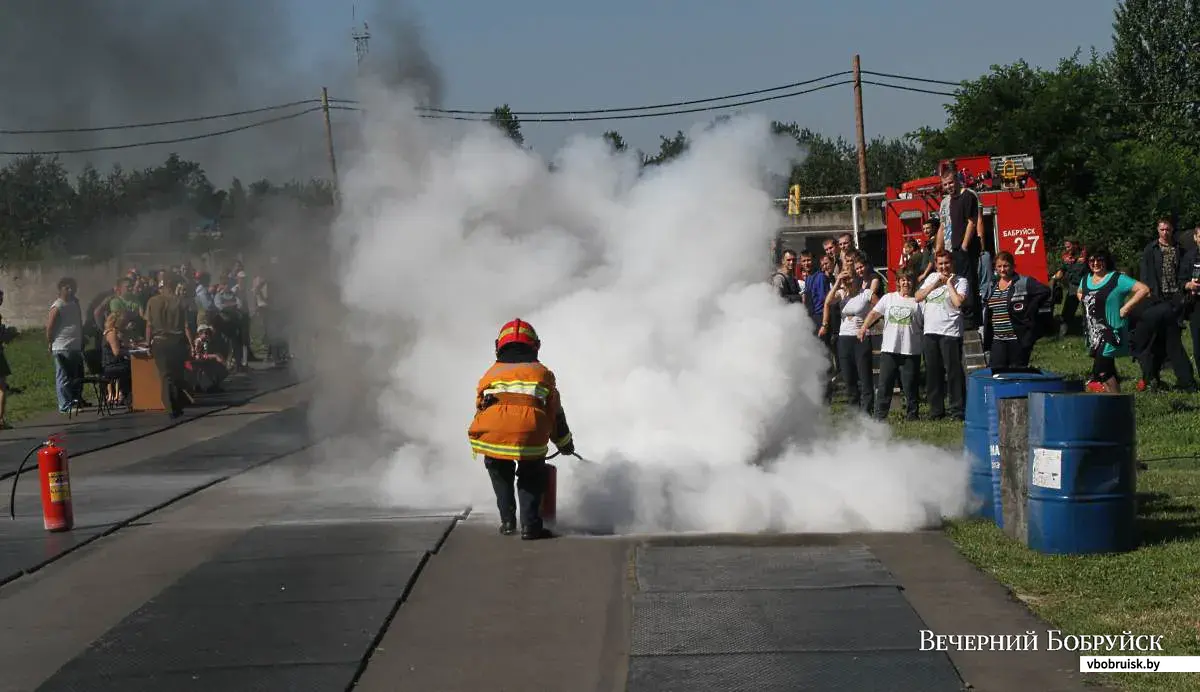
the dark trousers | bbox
[952,248,981,329]
[1060,294,1081,335]
[811,319,835,403]
[989,339,1033,369]
[240,311,254,359]
[218,309,244,365]
[152,335,189,417]
[1131,301,1196,389]
[836,334,874,413]
[923,333,965,419]
[1190,303,1200,376]
[259,307,289,361]
[875,352,919,419]
[485,457,548,531]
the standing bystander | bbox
[1180,227,1200,378]
[916,252,970,420]
[770,250,804,304]
[936,162,984,329]
[46,278,87,413]
[1134,218,1196,391]
[145,274,193,419]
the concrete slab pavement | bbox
[0,403,1099,692]
[354,514,634,692]
[0,383,314,587]
[860,531,1094,692]
[0,362,301,479]
[357,525,1095,692]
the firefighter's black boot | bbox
[522,525,553,540]
[499,520,516,536]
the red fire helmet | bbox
[496,318,539,350]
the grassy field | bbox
[887,332,1200,692]
[0,323,275,425]
[2,330,65,423]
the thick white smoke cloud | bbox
[326,84,972,535]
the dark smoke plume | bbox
[0,0,439,186]
[356,5,444,110]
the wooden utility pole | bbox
[321,87,340,205]
[852,54,869,215]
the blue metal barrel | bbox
[964,368,996,520]
[1026,392,1138,555]
[986,372,1082,529]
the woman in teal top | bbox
[1077,247,1151,392]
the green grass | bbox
[4,330,64,423]
[0,315,276,426]
[880,332,1200,692]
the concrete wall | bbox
[0,251,242,329]
[776,208,886,233]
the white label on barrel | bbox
[1031,448,1063,489]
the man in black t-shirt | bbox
[937,163,983,329]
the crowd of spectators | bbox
[43,258,289,416]
[771,202,1200,416]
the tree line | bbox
[0,152,335,262]
[0,0,1190,271]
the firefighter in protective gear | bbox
[468,318,573,540]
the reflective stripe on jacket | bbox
[468,360,572,461]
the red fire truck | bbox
[881,153,1050,290]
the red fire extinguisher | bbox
[540,450,592,530]
[9,434,74,532]
[541,462,558,526]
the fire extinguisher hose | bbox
[546,451,594,464]
[9,442,46,520]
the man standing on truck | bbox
[936,161,984,330]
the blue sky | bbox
[293,0,1119,158]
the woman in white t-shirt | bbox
[859,271,923,421]
[915,250,970,420]
[820,251,879,414]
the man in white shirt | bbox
[45,277,88,413]
[916,250,970,420]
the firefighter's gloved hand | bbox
[558,439,575,456]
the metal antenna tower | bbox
[351,5,370,69]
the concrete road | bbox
[0,386,1093,691]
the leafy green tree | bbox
[772,123,857,196]
[0,155,77,260]
[914,54,1135,263]
[641,130,689,166]
[602,130,628,152]
[488,104,524,146]
[866,135,935,191]
[1110,0,1200,144]
[1084,140,1200,269]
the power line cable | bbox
[860,70,961,87]
[0,68,954,137]
[335,80,853,123]
[0,99,320,136]
[862,80,957,97]
[330,71,854,116]
[0,106,322,156]
[0,71,965,154]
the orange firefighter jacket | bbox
[467,360,573,461]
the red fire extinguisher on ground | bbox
[9,434,74,532]
[541,462,558,526]
[540,451,592,530]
